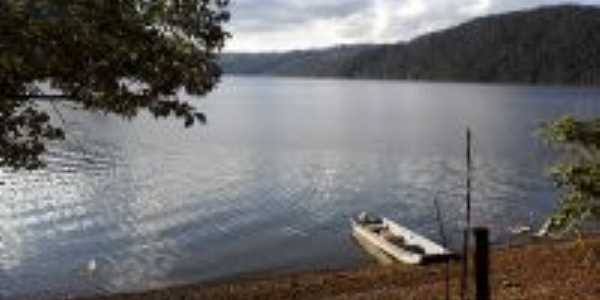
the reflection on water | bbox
[1,77,600,298]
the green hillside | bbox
[221,5,600,85]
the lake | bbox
[1,76,600,298]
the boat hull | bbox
[351,217,455,265]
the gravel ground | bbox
[70,236,600,300]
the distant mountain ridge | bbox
[220,5,600,85]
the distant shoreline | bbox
[221,73,600,90]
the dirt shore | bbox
[79,236,600,300]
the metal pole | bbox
[474,227,490,300]
[467,128,472,244]
[461,128,472,300]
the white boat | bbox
[351,212,455,265]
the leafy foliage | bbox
[1,0,229,170]
[222,5,600,85]
[543,116,600,231]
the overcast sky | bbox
[224,0,599,52]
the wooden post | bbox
[433,196,450,300]
[474,227,490,300]
[461,229,469,300]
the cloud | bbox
[224,0,599,52]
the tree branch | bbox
[3,94,72,100]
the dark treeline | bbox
[221,5,600,85]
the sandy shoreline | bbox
[58,235,600,300]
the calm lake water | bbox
[2,76,600,298]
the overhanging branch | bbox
[2,94,73,100]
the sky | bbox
[224,0,600,52]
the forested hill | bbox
[220,5,600,85]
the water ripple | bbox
[2,77,592,299]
